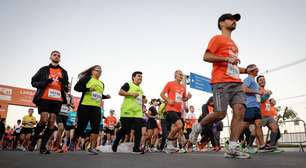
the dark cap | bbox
[218,13,241,30]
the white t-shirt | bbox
[185,112,196,120]
[14,124,22,134]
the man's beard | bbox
[227,26,236,31]
[51,60,59,64]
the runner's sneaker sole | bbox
[271,149,284,153]
[224,152,251,159]
[87,150,99,155]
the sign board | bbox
[0,84,86,119]
[189,72,212,93]
[0,85,36,107]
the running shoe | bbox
[224,146,250,159]
[197,142,207,150]
[212,146,221,152]
[164,146,179,154]
[244,146,257,154]
[257,145,274,153]
[132,148,145,154]
[17,146,26,151]
[111,144,118,152]
[151,147,160,152]
[178,148,187,153]
[40,146,51,154]
[87,148,99,155]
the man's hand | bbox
[187,92,192,99]
[104,94,111,99]
[227,56,240,65]
[129,92,139,98]
[265,90,272,95]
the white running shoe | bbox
[178,148,187,153]
[224,146,251,159]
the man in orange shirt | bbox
[104,109,117,145]
[189,13,249,159]
[30,50,69,154]
[184,105,196,141]
[256,75,279,149]
[160,70,191,152]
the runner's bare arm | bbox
[242,84,259,95]
[146,110,153,118]
[160,91,168,102]
[203,51,227,63]
[160,91,174,104]
[182,92,192,102]
[118,89,138,97]
[239,67,247,74]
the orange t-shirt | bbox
[269,106,277,117]
[185,112,196,129]
[206,35,242,84]
[163,81,187,113]
[105,116,117,129]
[259,87,272,117]
[41,68,63,102]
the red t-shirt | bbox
[206,35,242,84]
[162,81,187,113]
[41,68,63,102]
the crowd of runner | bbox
[0,13,282,159]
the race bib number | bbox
[175,92,183,102]
[255,94,261,103]
[60,105,69,113]
[136,95,142,106]
[227,63,240,78]
[91,92,102,101]
[265,103,271,111]
[48,89,61,99]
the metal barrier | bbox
[267,119,306,152]
[218,119,306,152]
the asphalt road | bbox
[0,150,305,168]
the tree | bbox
[277,106,298,125]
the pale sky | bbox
[1,0,306,126]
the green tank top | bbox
[81,77,104,107]
[158,103,166,120]
[120,82,144,118]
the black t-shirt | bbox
[149,106,157,116]
[121,83,130,92]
